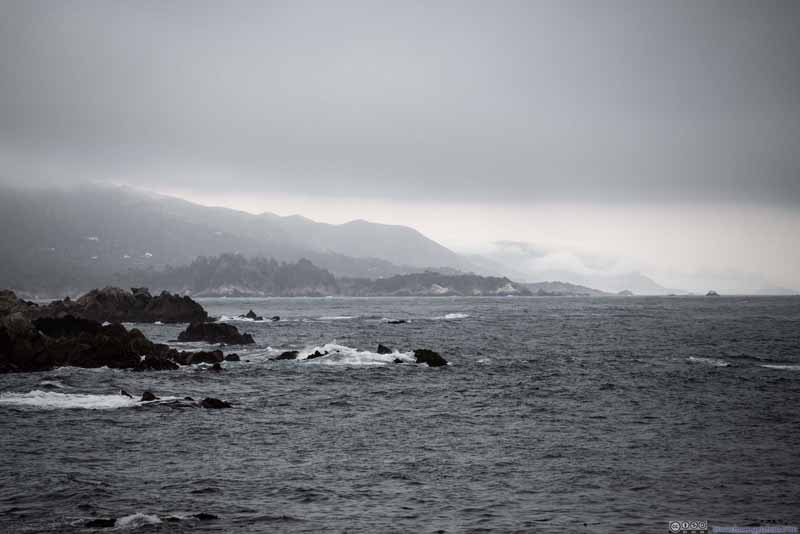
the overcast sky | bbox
[1,1,799,290]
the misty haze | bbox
[1,1,799,533]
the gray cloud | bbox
[1,0,799,204]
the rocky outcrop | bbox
[18,287,208,324]
[377,344,392,354]
[224,353,240,362]
[0,313,148,372]
[274,350,299,360]
[200,398,231,409]
[0,310,241,373]
[135,355,180,371]
[414,349,448,367]
[177,322,255,345]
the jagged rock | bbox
[177,322,255,345]
[180,350,224,365]
[0,305,174,373]
[270,316,280,322]
[273,350,299,360]
[33,315,102,338]
[377,344,392,354]
[224,353,240,362]
[135,355,180,371]
[120,389,133,398]
[386,319,407,324]
[140,391,157,402]
[29,287,208,323]
[306,350,328,360]
[85,518,116,528]
[200,398,231,409]
[243,310,263,321]
[414,349,448,367]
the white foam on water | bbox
[299,342,414,366]
[219,314,267,323]
[0,391,180,410]
[115,513,161,529]
[760,364,800,371]
[433,313,469,320]
[154,321,163,325]
[687,356,730,367]
[37,380,65,389]
[317,315,356,320]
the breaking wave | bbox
[317,316,356,321]
[298,343,414,366]
[116,513,162,528]
[0,391,177,410]
[687,356,730,367]
[760,364,800,371]
[433,313,470,320]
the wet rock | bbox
[224,353,240,362]
[177,322,255,345]
[274,350,299,360]
[135,355,180,371]
[270,316,280,322]
[393,358,405,364]
[200,398,231,409]
[184,350,224,365]
[210,363,222,372]
[85,518,116,528]
[193,512,219,520]
[120,389,133,398]
[377,344,392,354]
[387,319,407,324]
[306,350,328,360]
[184,396,195,401]
[242,310,262,321]
[414,349,448,367]
[29,287,208,324]
[140,391,158,402]
[33,315,102,338]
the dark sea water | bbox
[1,296,800,533]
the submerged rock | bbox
[140,391,158,402]
[200,398,231,409]
[243,310,263,321]
[177,322,255,345]
[306,350,328,360]
[414,349,448,367]
[377,344,392,354]
[386,319,407,324]
[393,358,405,364]
[135,355,180,371]
[182,350,224,365]
[210,363,222,372]
[85,518,116,528]
[274,350,299,360]
[193,512,219,520]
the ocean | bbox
[1,296,799,533]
